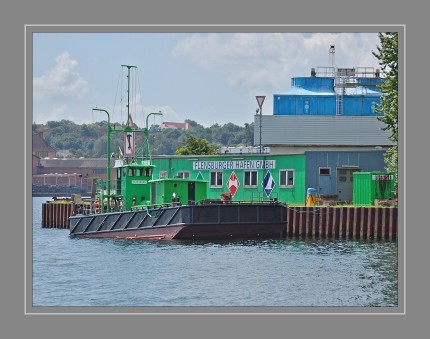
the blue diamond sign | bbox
[262,170,275,197]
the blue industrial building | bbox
[254,46,394,201]
[255,64,392,154]
[273,72,385,116]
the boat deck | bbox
[69,201,288,240]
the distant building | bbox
[32,132,57,175]
[219,146,270,154]
[32,132,57,159]
[159,122,190,130]
[32,157,115,194]
[34,158,113,180]
[32,154,41,174]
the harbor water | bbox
[32,197,398,307]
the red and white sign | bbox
[255,95,266,110]
[226,171,240,197]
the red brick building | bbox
[159,122,190,130]
[32,154,41,174]
[32,132,57,160]
[32,158,115,189]
[32,132,114,194]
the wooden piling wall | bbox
[41,202,74,229]
[285,206,397,241]
[41,202,398,241]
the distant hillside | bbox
[33,119,254,158]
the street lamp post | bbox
[92,108,111,212]
[145,112,163,161]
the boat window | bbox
[145,168,152,177]
[177,171,190,179]
[128,168,135,177]
[137,168,143,177]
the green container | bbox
[353,172,396,206]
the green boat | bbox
[69,65,287,240]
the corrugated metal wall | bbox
[273,76,384,116]
[273,94,381,116]
[304,151,387,197]
[254,115,395,146]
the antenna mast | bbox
[121,64,137,127]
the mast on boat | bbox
[92,65,163,212]
[121,64,136,129]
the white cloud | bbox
[303,33,381,69]
[143,105,180,124]
[172,33,286,87]
[35,105,69,124]
[32,32,383,128]
[173,32,381,90]
[33,52,89,101]
[106,94,177,127]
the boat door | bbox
[151,182,157,205]
[336,167,361,202]
[188,182,195,204]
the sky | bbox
[32,31,382,128]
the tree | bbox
[36,119,254,157]
[93,135,108,157]
[175,135,219,155]
[372,32,398,187]
[243,122,254,146]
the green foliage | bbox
[373,32,398,142]
[35,119,254,158]
[372,32,398,186]
[383,145,398,180]
[175,135,219,155]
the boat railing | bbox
[94,177,118,197]
[131,202,177,211]
[72,197,287,218]
[198,198,284,206]
[129,198,286,213]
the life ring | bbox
[93,199,101,213]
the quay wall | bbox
[42,202,74,229]
[285,206,397,241]
[41,202,398,241]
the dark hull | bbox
[69,202,287,240]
